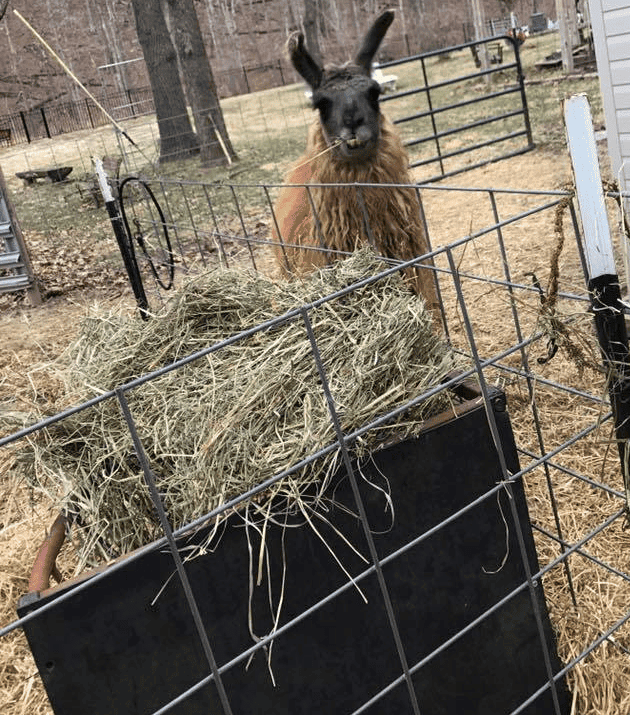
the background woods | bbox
[0,0,558,116]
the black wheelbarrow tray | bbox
[18,378,571,715]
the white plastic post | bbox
[93,157,115,205]
[564,94,616,281]
[565,93,630,513]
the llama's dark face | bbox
[312,69,382,161]
[288,10,394,163]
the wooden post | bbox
[555,0,579,73]
[470,0,489,81]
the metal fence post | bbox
[85,98,95,128]
[94,158,149,320]
[40,107,51,139]
[508,34,534,147]
[19,110,30,143]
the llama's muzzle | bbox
[338,135,377,161]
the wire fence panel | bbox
[3,165,630,713]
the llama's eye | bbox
[314,96,332,120]
[367,85,381,110]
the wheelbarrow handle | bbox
[28,513,68,593]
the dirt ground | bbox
[1,142,627,714]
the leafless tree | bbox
[162,0,236,166]
[302,0,322,66]
[131,0,199,163]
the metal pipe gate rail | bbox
[380,33,534,181]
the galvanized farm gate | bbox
[381,34,534,181]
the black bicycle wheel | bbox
[119,176,175,291]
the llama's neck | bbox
[296,113,425,263]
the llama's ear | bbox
[287,31,323,90]
[355,10,395,74]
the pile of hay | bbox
[24,250,465,566]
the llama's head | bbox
[288,10,395,163]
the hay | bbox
[0,448,57,715]
[23,249,464,567]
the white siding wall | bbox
[589,0,630,282]
[590,0,630,186]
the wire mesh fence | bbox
[2,161,630,712]
[0,34,533,257]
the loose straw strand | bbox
[292,139,343,171]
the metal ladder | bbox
[0,193,41,303]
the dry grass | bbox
[0,450,58,715]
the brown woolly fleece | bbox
[272,114,439,313]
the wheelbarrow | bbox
[18,379,571,714]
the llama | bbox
[272,10,439,315]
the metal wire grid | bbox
[2,179,628,714]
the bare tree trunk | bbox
[163,0,236,166]
[555,0,579,72]
[303,0,323,67]
[203,0,220,57]
[98,0,129,97]
[470,0,489,80]
[131,0,199,163]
